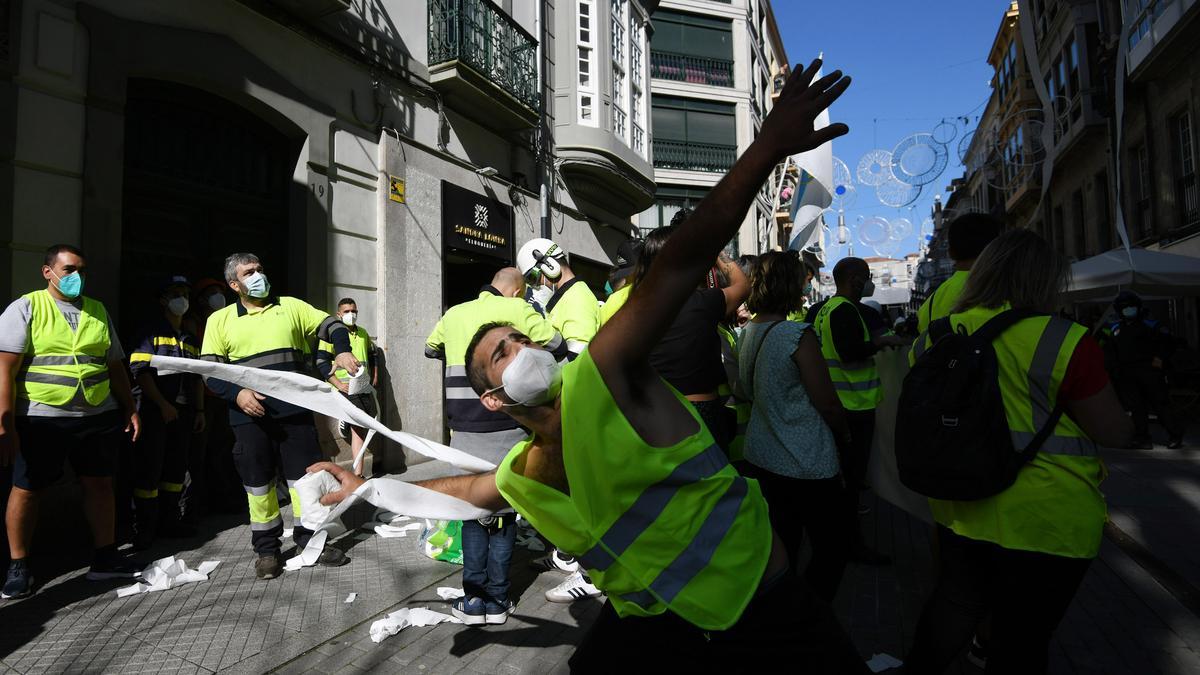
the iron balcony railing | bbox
[653,139,736,173]
[428,0,538,110]
[1179,173,1199,227]
[650,50,734,88]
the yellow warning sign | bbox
[389,176,405,203]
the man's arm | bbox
[424,317,446,360]
[0,351,20,467]
[108,360,141,442]
[519,303,570,361]
[830,304,878,362]
[592,60,849,378]
[310,461,508,511]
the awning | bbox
[1065,248,1200,301]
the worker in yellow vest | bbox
[904,230,1132,673]
[807,257,907,565]
[517,238,599,359]
[425,267,568,625]
[316,297,377,470]
[1,244,143,599]
[201,253,360,580]
[599,239,641,326]
[310,59,868,670]
[916,213,1003,334]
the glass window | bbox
[650,10,733,61]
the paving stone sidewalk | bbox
[6,441,1200,674]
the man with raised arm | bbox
[310,61,867,672]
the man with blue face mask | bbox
[1100,291,1185,449]
[0,244,144,599]
[310,59,868,672]
[200,253,361,579]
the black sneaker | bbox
[255,554,283,580]
[485,598,516,625]
[317,548,349,567]
[1167,437,1185,450]
[966,635,988,668]
[451,596,487,626]
[2,560,33,599]
[86,553,143,581]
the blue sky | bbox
[773,0,1011,264]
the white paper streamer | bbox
[151,356,496,473]
[437,587,465,600]
[375,522,423,538]
[345,592,358,604]
[116,557,221,597]
[369,607,461,643]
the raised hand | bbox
[758,59,851,159]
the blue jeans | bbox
[461,517,517,605]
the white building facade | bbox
[636,0,790,255]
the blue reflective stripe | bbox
[1010,431,1098,457]
[832,379,881,392]
[578,444,729,573]
[621,476,750,607]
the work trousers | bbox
[231,413,322,555]
[569,573,868,674]
[461,517,517,606]
[842,409,876,492]
[133,403,195,535]
[1115,366,1185,440]
[904,526,1091,674]
[738,463,852,604]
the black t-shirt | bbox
[804,299,880,362]
[650,288,727,395]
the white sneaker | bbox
[531,548,580,574]
[545,571,602,603]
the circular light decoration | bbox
[874,239,901,259]
[889,217,914,241]
[876,175,922,208]
[892,133,949,186]
[831,157,857,210]
[858,216,891,247]
[957,130,976,164]
[857,150,894,187]
[920,217,935,237]
[993,108,1047,168]
[932,120,958,146]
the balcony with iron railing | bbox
[427,0,538,129]
[650,51,735,88]
[653,139,736,173]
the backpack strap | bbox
[745,321,784,398]
[1020,405,1064,457]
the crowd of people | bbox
[0,58,1192,673]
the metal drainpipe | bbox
[536,0,551,239]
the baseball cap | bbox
[613,238,643,282]
[160,274,191,293]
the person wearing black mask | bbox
[1099,291,1185,449]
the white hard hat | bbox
[517,238,566,282]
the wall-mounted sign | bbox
[389,176,405,203]
[441,181,513,260]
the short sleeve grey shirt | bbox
[738,320,839,480]
[0,295,123,417]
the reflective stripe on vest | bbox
[16,290,112,406]
[494,350,771,631]
[929,307,1105,558]
[814,297,881,411]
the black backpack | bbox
[895,309,1062,500]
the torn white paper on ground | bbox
[284,529,328,571]
[375,522,422,538]
[151,356,496,473]
[116,557,221,597]
[865,653,904,673]
[436,587,465,600]
[369,607,461,643]
[345,593,358,603]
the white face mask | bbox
[1121,306,1139,319]
[342,311,357,326]
[242,271,271,298]
[167,297,190,316]
[484,346,563,407]
[530,284,554,308]
[207,293,227,311]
